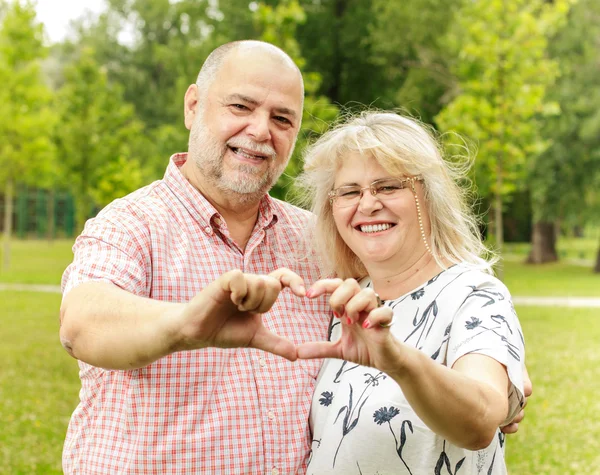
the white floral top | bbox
[308,264,525,475]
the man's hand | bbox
[174,268,305,361]
[501,364,533,434]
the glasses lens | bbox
[334,186,361,207]
[373,179,406,195]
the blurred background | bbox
[0,0,599,473]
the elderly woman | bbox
[296,112,526,474]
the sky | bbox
[34,0,107,43]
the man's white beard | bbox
[188,115,291,199]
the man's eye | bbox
[231,104,249,111]
[274,116,292,125]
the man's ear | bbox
[184,84,199,130]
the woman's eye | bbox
[339,189,360,197]
[377,185,401,193]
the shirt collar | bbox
[163,153,278,230]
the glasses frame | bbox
[328,176,424,207]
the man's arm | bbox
[60,269,305,370]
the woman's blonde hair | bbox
[295,111,495,279]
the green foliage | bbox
[55,47,147,230]
[0,0,56,188]
[253,0,339,201]
[436,0,567,201]
[369,0,465,122]
[529,0,600,224]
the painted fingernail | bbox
[362,320,371,329]
[333,311,340,319]
[346,317,352,325]
[305,289,314,298]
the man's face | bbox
[187,49,303,199]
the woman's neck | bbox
[366,250,444,301]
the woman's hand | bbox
[298,278,403,374]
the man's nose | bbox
[246,114,272,142]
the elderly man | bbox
[60,40,530,474]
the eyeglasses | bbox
[328,176,423,208]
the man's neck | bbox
[181,157,262,251]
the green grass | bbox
[506,306,600,474]
[0,239,75,285]
[2,239,600,473]
[505,234,599,262]
[503,260,600,297]
[2,291,598,474]
[0,292,80,475]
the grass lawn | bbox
[0,292,80,474]
[1,238,600,473]
[505,306,600,474]
[1,291,598,474]
[502,260,600,297]
[0,239,75,285]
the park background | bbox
[1,0,599,473]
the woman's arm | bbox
[299,278,514,450]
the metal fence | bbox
[0,187,76,238]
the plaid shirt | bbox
[61,154,330,474]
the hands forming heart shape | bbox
[176,268,398,372]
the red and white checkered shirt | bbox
[61,154,330,474]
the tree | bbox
[435,0,568,270]
[55,47,146,232]
[253,0,339,201]
[528,0,600,265]
[0,0,56,270]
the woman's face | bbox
[331,152,430,268]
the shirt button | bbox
[271,469,279,475]
[259,357,266,367]
[204,226,212,234]
[267,411,275,420]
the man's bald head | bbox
[195,40,304,100]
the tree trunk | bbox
[594,234,600,273]
[2,179,14,271]
[494,179,504,281]
[527,221,558,264]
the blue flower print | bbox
[465,317,482,330]
[319,391,334,407]
[373,406,400,425]
[411,289,425,300]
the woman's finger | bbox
[360,306,394,329]
[343,288,380,322]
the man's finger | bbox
[222,270,248,306]
[500,422,519,434]
[250,326,297,361]
[237,276,271,312]
[270,268,306,297]
[305,278,344,298]
[296,341,339,360]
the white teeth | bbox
[359,223,393,233]
[232,147,265,160]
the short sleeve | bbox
[61,207,151,298]
[446,277,526,425]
